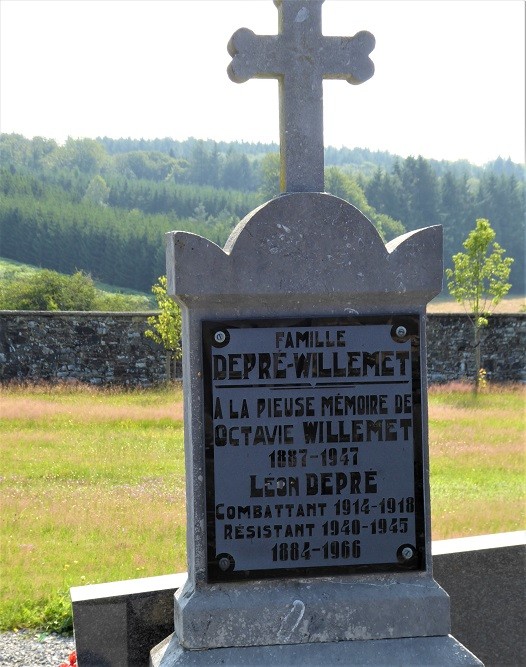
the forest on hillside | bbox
[0,133,523,294]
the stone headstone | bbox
[151,1,482,664]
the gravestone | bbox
[151,1,482,664]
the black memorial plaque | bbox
[203,317,425,582]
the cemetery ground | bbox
[0,382,524,634]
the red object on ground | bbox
[58,650,77,667]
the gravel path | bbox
[0,631,75,666]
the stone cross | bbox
[227,0,375,193]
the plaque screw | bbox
[395,326,407,338]
[401,546,414,560]
[218,557,230,571]
[214,331,226,344]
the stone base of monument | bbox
[172,574,451,648]
[151,634,480,666]
[150,572,481,665]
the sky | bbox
[0,0,524,166]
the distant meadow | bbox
[0,382,523,632]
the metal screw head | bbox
[218,557,230,571]
[395,326,407,338]
[401,546,414,560]
[214,331,226,344]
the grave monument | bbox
[151,1,482,664]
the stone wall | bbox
[0,311,167,386]
[426,313,525,383]
[0,311,524,386]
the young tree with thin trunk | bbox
[446,218,513,393]
[145,276,182,381]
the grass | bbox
[3,258,523,314]
[428,382,525,539]
[427,294,525,314]
[0,256,155,309]
[0,382,524,632]
[0,384,186,632]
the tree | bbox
[0,268,149,311]
[325,167,404,241]
[144,276,182,381]
[44,137,107,175]
[258,153,280,200]
[0,269,97,310]
[446,218,513,392]
[439,170,475,268]
[84,175,110,206]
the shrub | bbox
[0,269,96,310]
[0,268,151,311]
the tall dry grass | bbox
[428,382,525,539]
[0,381,524,630]
[0,384,186,630]
[427,295,524,314]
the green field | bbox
[0,257,155,310]
[428,384,524,538]
[0,383,524,632]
